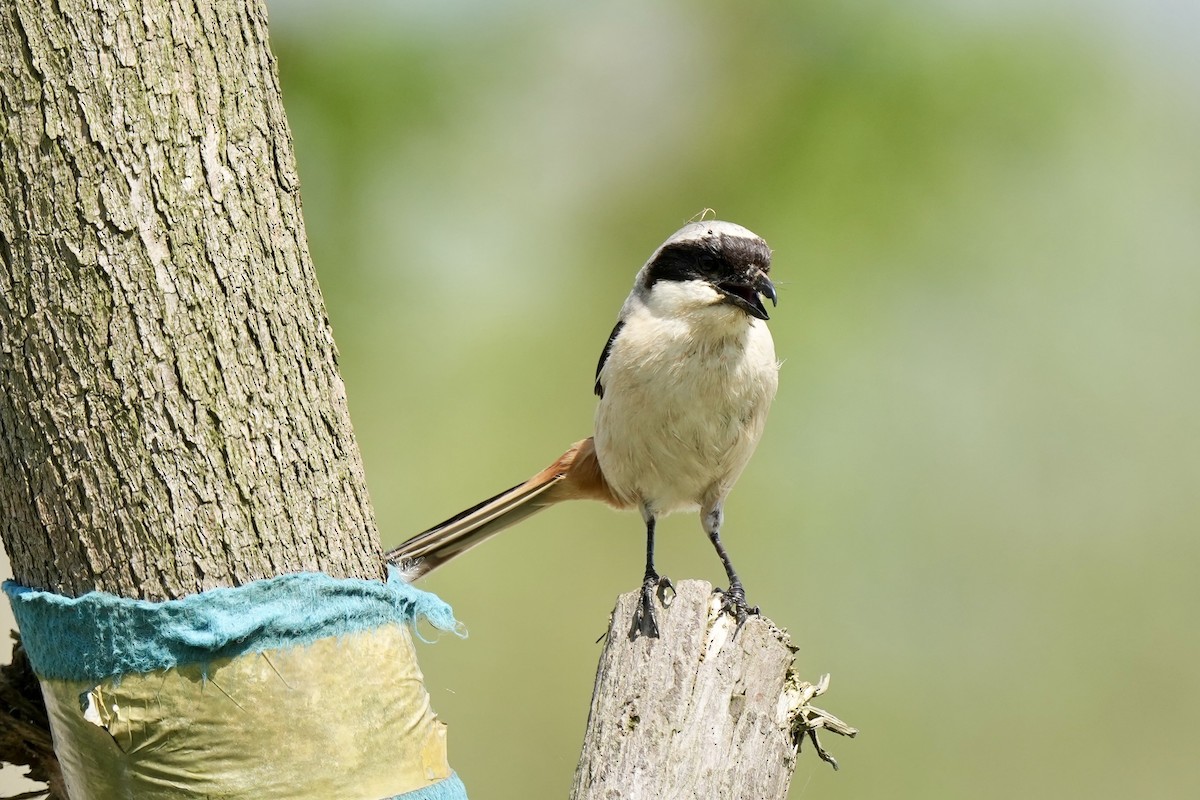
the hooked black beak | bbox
[717,272,777,321]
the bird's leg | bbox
[630,512,673,639]
[704,505,759,633]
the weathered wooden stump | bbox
[572,580,856,799]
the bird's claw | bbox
[717,583,759,636]
[629,573,674,640]
[655,574,675,605]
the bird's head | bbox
[637,221,777,321]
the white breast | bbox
[593,280,779,516]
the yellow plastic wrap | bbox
[39,625,451,799]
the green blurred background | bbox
[10,0,1197,797]
[266,1,1200,798]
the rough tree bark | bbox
[0,0,381,601]
[572,581,857,799]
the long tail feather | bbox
[386,474,565,578]
[386,437,625,580]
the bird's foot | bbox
[629,573,674,640]
[717,583,759,637]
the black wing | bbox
[594,320,624,398]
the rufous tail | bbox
[385,437,626,580]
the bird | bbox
[386,220,780,639]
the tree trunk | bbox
[0,0,380,600]
[572,581,857,799]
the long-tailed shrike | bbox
[386,220,780,638]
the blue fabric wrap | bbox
[390,773,469,800]
[2,566,461,684]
